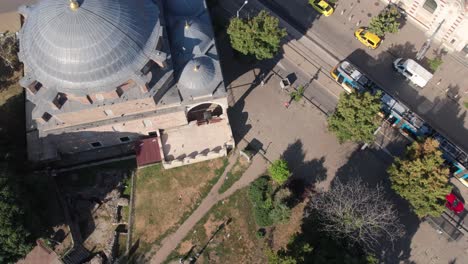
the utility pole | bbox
[237,0,249,18]
[416,19,445,61]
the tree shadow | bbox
[277,209,372,263]
[280,139,327,204]
[384,42,418,60]
[210,0,321,144]
[332,148,420,263]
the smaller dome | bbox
[166,0,205,16]
[178,56,218,92]
[170,19,213,66]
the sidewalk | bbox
[225,0,468,153]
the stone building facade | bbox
[18,0,234,166]
[390,0,468,54]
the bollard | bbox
[356,20,361,26]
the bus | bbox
[330,60,380,93]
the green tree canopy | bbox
[268,159,291,184]
[328,91,382,144]
[0,178,32,263]
[0,33,20,86]
[227,10,287,60]
[368,5,401,37]
[388,138,452,218]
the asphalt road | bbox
[255,0,468,153]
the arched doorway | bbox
[187,103,223,122]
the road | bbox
[228,0,468,154]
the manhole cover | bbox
[367,13,372,17]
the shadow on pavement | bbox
[259,0,321,36]
[280,139,328,204]
[210,0,322,144]
[332,148,420,263]
[346,48,468,154]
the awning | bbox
[135,137,162,167]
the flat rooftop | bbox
[161,118,233,161]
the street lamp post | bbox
[237,0,249,18]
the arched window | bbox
[423,0,438,13]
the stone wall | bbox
[42,110,188,155]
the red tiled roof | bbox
[135,137,162,167]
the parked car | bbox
[354,28,382,49]
[393,58,433,88]
[446,192,464,214]
[309,0,334,17]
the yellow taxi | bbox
[309,0,334,17]
[354,28,382,49]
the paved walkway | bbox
[223,0,468,154]
[149,152,268,263]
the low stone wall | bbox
[162,146,227,169]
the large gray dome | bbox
[178,55,219,93]
[166,0,205,17]
[19,0,161,91]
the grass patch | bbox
[132,157,228,258]
[218,157,249,194]
[121,206,129,223]
[464,101,468,109]
[168,187,265,263]
[122,175,132,197]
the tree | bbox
[368,5,401,37]
[0,178,32,263]
[388,138,451,218]
[306,179,404,250]
[0,33,20,85]
[328,91,382,144]
[227,10,287,60]
[268,159,291,184]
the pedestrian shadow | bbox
[332,148,420,263]
[280,139,328,205]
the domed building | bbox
[19,0,233,167]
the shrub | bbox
[268,159,291,184]
[427,57,443,72]
[290,85,305,102]
[249,176,274,226]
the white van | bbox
[393,58,433,88]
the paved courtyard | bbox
[217,26,468,261]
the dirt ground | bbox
[133,158,226,251]
[270,200,308,251]
[168,183,308,264]
[171,188,265,264]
